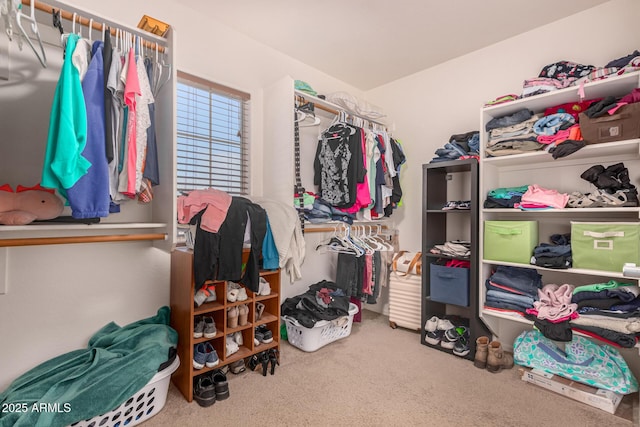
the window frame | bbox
[176,70,251,196]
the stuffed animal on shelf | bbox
[0,184,64,225]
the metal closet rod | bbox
[0,233,167,247]
[22,0,168,53]
[305,223,390,234]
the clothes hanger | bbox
[153,44,172,95]
[15,1,46,67]
[88,18,93,42]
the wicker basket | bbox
[69,355,179,427]
[284,303,359,352]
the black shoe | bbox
[248,354,260,371]
[193,375,216,407]
[268,348,279,375]
[259,351,270,377]
[212,369,229,400]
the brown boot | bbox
[474,336,489,369]
[486,341,514,373]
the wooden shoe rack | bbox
[169,247,281,402]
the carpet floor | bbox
[146,310,637,427]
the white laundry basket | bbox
[69,355,179,427]
[284,303,359,352]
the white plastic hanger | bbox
[15,1,46,67]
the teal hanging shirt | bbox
[41,34,91,199]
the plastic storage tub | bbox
[69,355,180,427]
[284,303,359,352]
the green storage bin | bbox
[571,222,640,272]
[484,221,538,264]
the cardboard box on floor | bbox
[519,367,623,415]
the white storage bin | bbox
[284,303,359,352]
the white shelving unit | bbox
[478,71,640,348]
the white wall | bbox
[366,0,640,253]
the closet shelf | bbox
[0,223,168,246]
[482,71,640,116]
[294,90,387,127]
[0,222,167,232]
[482,207,640,217]
[481,309,640,352]
[482,259,640,281]
[482,139,640,168]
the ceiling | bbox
[182,0,610,91]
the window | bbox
[176,71,250,195]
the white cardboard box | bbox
[519,367,623,414]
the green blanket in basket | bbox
[0,306,178,427]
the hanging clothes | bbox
[66,40,110,219]
[313,123,365,209]
[118,48,140,199]
[41,33,90,200]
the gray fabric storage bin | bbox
[430,264,470,307]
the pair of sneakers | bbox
[226,332,243,356]
[193,316,217,339]
[194,283,217,307]
[258,277,271,296]
[193,369,229,407]
[254,324,273,346]
[193,342,219,369]
[227,282,248,302]
[424,316,470,356]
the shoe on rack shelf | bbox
[227,282,241,301]
[452,327,471,357]
[204,342,219,368]
[236,285,248,301]
[232,331,243,346]
[238,304,249,326]
[425,330,443,345]
[229,359,246,375]
[194,283,216,307]
[226,334,239,357]
[256,302,265,321]
[193,375,216,407]
[203,316,217,338]
[442,201,459,210]
[256,325,273,344]
[227,306,239,328]
[254,327,264,346]
[193,343,207,369]
[193,317,205,339]
[258,277,271,296]
[436,318,455,331]
[424,316,439,332]
[441,326,468,350]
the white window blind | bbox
[176,71,250,195]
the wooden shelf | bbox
[170,248,281,402]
